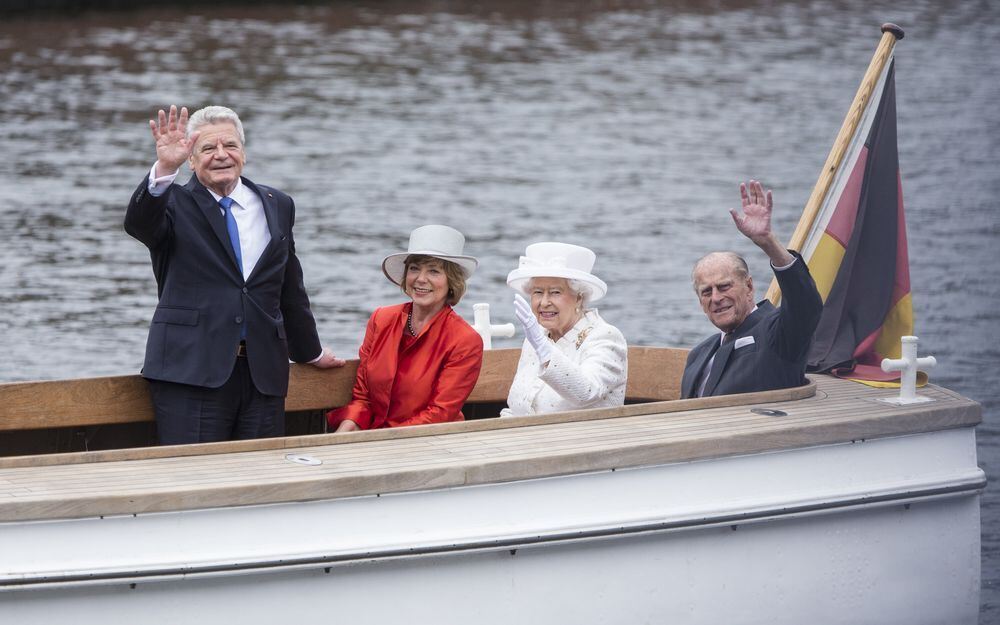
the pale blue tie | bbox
[218,196,243,275]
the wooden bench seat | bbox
[0,347,689,433]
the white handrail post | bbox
[878,336,937,405]
[472,303,516,350]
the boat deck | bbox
[0,375,980,523]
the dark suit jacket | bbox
[125,174,322,397]
[681,253,822,398]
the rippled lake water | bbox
[1,0,998,619]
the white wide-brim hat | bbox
[382,224,479,286]
[506,242,608,302]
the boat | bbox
[0,24,985,624]
[0,343,984,623]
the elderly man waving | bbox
[125,105,344,444]
[681,180,823,399]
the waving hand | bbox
[729,179,793,266]
[149,105,201,177]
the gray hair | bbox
[523,277,591,306]
[691,251,750,291]
[187,106,246,145]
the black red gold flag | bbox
[802,61,920,386]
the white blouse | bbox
[501,309,628,417]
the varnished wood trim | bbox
[0,346,686,433]
[0,376,809,469]
[0,380,981,522]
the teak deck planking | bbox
[0,374,981,523]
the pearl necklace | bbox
[406,309,418,336]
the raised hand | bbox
[729,179,793,266]
[149,105,201,176]
[729,179,774,245]
[514,293,553,364]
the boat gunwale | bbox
[0,376,982,523]
[0,377,815,470]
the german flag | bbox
[801,60,919,386]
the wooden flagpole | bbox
[765,23,904,305]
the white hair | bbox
[523,277,591,306]
[187,106,246,145]
[691,251,751,292]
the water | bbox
[1,0,997,619]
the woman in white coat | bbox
[501,242,627,417]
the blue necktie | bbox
[219,196,243,275]
[219,196,246,340]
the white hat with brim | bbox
[382,224,479,286]
[506,242,608,302]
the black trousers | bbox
[148,356,285,445]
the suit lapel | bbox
[702,338,734,397]
[701,302,773,396]
[243,178,282,283]
[381,305,406,373]
[742,301,773,332]
[186,177,241,273]
[682,340,712,397]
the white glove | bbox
[514,293,552,364]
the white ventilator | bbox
[472,303,515,350]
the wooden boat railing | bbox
[0,346,817,467]
[0,346,688,431]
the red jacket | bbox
[327,303,484,430]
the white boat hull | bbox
[1,427,982,624]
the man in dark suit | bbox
[681,180,823,399]
[125,105,345,444]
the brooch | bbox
[575,327,592,350]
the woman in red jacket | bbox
[327,225,484,432]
